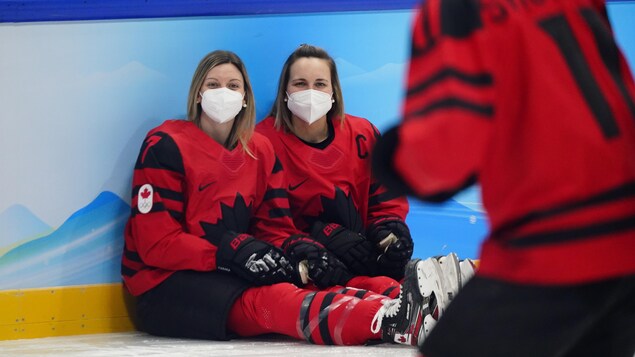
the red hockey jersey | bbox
[389,0,635,284]
[121,120,298,296]
[256,115,409,235]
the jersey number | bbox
[538,9,635,139]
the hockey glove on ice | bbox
[282,234,354,288]
[367,217,413,280]
[310,221,378,276]
[216,231,295,285]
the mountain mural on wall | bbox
[0,191,130,290]
[0,205,54,256]
[0,188,487,291]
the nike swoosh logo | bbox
[198,181,216,191]
[288,178,309,191]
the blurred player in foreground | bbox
[373,0,635,356]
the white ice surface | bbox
[0,331,418,357]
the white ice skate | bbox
[371,259,440,346]
[437,253,461,304]
[459,258,477,287]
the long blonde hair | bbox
[187,50,255,155]
[268,44,345,133]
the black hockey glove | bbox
[310,221,378,276]
[216,231,295,286]
[282,234,354,288]
[367,217,413,280]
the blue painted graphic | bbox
[0,192,128,289]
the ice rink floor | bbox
[0,332,418,357]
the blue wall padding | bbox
[1,0,421,22]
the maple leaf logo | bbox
[303,187,363,233]
[140,187,152,199]
[200,193,253,245]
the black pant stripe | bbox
[383,286,397,297]
[318,292,337,345]
[354,289,369,299]
[300,292,317,343]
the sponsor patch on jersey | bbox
[137,183,153,214]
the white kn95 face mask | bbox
[200,87,244,124]
[286,89,333,125]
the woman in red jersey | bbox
[257,44,473,315]
[374,1,635,356]
[121,49,436,346]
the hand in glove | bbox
[216,231,295,285]
[367,217,413,280]
[282,234,353,288]
[310,221,378,276]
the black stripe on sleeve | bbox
[508,214,635,248]
[264,188,288,201]
[269,208,292,219]
[131,202,166,217]
[124,247,142,263]
[168,209,183,221]
[410,97,494,119]
[369,189,403,208]
[407,67,493,97]
[494,181,635,240]
[121,263,137,277]
[132,185,183,203]
[440,0,483,38]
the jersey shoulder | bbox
[146,119,194,139]
[255,116,289,150]
[136,120,187,173]
[255,116,277,136]
[249,131,278,169]
[340,114,380,140]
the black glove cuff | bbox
[216,231,254,271]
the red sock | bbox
[227,282,383,345]
[347,275,401,299]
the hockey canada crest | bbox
[138,183,153,214]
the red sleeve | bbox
[367,122,409,226]
[393,0,493,200]
[126,131,216,271]
[250,143,300,248]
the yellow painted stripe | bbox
[0,261,480,341]
[0,283,135,340]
